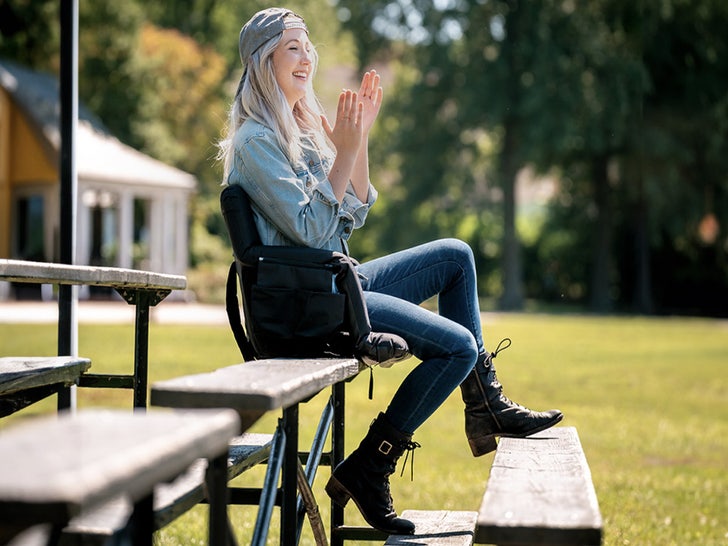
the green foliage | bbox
[2,313,726,544]
[336,0,728,316]
[3,0,728,315]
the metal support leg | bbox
[128,492,154,546]
[330,382,346,546]
[132,292,150,409]
[281,404,299,546]
[251,421,286,546]
[116,288,170,409]
[296,397,334,542]
[207,452,231,546]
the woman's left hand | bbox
[358,70,383,136]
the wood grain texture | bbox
[0,409,239,526]
[475,427,602,545]
[0,259,186,291]
[151,358,361,412]
[62,433,273,542]
[0,357,91,395]
[385,510,478,546]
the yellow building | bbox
[0,60,196,300]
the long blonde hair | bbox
[218,33,334,180]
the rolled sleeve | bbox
[338,182,377,238]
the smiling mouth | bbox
[293,71,308,80]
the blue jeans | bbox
[357,238,485,434]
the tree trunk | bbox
[589,155,613,312]
[498,0,524,311]
[499,121,524,311]
[632,197,653,314]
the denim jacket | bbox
[226,119,377,253]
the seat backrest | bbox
[220,184,262,260]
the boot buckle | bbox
[378,440,393,455]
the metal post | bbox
[133,291,151,409]
[330,382,346,546]
[57,0,79,411]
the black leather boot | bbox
[460,338,563,456]
[356,332,410,367]
[326,413,417,535]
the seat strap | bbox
[225,261,256,361]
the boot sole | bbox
[325,475,415,535]
[469,412,564,457]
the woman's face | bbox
[272,28,313,110]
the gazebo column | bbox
[118,192,133,269]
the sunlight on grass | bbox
[1,313,726,545]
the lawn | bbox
[1,312,726,545]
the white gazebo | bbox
[0,60,196,301]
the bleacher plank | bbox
[0,259,186,292]
[385,510,478,546]
[0,357,91,396]
[0,357,92,417]
[0,409,239,542]
[61,433,273,544]
[151,357,361,429]
[474,427,602,545]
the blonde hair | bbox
[218,33,333,181]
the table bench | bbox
[0,408,240,546]
[0,259,186,408]
[0,357,91,417]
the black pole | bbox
[58,0,78,408]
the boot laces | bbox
[485,338,511,395]
[399,440,421,481]
[487,337,511,365]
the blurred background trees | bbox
[1,0,726,316]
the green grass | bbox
[1,313,727,545]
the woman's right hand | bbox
[322,89,363,159]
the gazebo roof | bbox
[0,59,195,191]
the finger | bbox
[373,85,383,108]
[349,92,359,119]
[359,71,371,96]
[336,91,348,120]
[355,100,363,125]
[370,72,380,96]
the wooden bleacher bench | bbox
[382,427,601,546]
[56,358,364,545]
[0,258,186,408]
[151,357,362,429]
[151,357,363,546]
[0,408,240,546]
[475,427,602,545]
[0,357,91,417]
[61,432,273,544]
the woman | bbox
[219,8,563,535]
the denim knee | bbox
[449,331,479,383]
[437,238,475,265]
